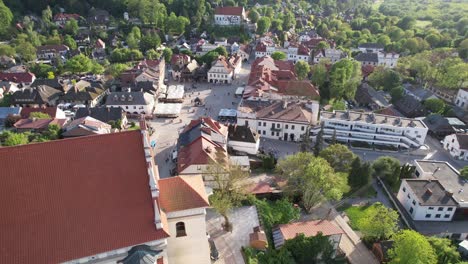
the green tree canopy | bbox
[357,202,399,241]
[271,51,287,60]
[64,18,79,36]
[63,35,77,50]
[368,67,401,92]
[257,17,271,35]
[295,60,310,80]
[372,156,401,187]
[248,9,260,23]
[319,144,356,173]
[460,166,468,180]
[427,237,461,264]
[348,157,372,189]
[389,230,437,264]
[423,98,445,114]
[162,48,173,63]
[3,132,29,146]
[0,0,13,36]
[0,44,15,56]
[330,59,361,100]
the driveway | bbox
[206,206,260,264]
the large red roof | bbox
[214,6,244,16]
[278,219,344,241]
[159,175,209,212]
[0,131,169,263]
[0,72,35,83]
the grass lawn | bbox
[344,204,378,230]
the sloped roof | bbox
[158,175,209,212]
[0,72,35,83]
[118,245,162,264]
[456,134,468,149]
[355,52,378,63]
[214,6,244,16]
[177,136,228,173]
[255,101,314,123]
[13,118,66,129]
[20,106,58,119]
[75,107,124,123]
[0,131,169,263]
[228,124,259,143]
[10,86,62,105]
[277,219,344,241]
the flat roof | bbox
[219,108,237,117]
[321,110,427,128]
[166,85,184,99]
[415,160,468,205]
[405,179,458,206]
[154,103,182,115]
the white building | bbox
[313,48,346,63]
[105,91,155,115]
[455,89,468,110]
[443,133,468,160]
[286,45,310,63]
[227,124,260,155]
[319,110,428,148]
[237,100,320,142]
[207,55,242,84]
[214,6,245,26]
[36,45,70,60]
[397,160,468,222]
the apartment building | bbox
[319,110,428,148]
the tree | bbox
[0,44,15,56]
[63,35,77,50]
[310,61,328,88]
[368,67,401,91]
[3,132,29,146]
[295,61,310,80]
[29,112,51,119]
[0,0,13,36]
[313,126,324,156]
[139,34,161,52]
[348,157,372,189]
[257,17,271,35]
[372,156,401,188]
[427,237,461,264]
[162,48,173,63]
[65,54,93,73]
[390,86,404,103]
[330,59,361,100]
[423,98,445,114]
[460,166,468,180]
[271,51,287,61]
[458,39,468,60]
[397,16,416,30]
[30,63,55,78]
[3,114,20,127]
[319,144,356,173]
[41,6,52,28]
[205,163,248,231]
[248,9,260,23]
[389,230,437,264]
[357,202,399,242]
[64,18,79,36]
[282,11,296,30]
[107,63,130,77]
[15,42,36,62]
[277,153,349,212]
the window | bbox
[301,126,305,131]
[271,132,274,136]
[277,123,280,128]
[407,194,410,199]
[292,125,295,130]
[258,122,262,126]
[176,222,186,237]
[402,187,406,192]
[285,125,289,129]
[438,207,444,211]
[447,207,453,211]
[444,214,450,218]
[262,130,265,135]
[425,214,431,218]
[435,214,441,218]
[263,122,266,126]
[415,171,420,177]
[412,200,416,205]
[245,121,249,126]
[428,207,434,210]
[409,207,414,214]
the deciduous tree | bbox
[271,51,287,61]
[358,202,399,241]
[0,0,13,35]
[319,144,356,172]
[389,230,437,264]
[372,156,400,187]
[295,60,310,80]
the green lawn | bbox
[344,204,377,230]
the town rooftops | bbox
[75,107,124,123]
[355,52,379,63]
[358,43,385,49]
[214,6,244,16]
[10,86,62,105]
[276,219,344,242]
[62,116,111,137]
[0,131,170,263]
[158,175,209,213]
[36,44,69,53]
[106,92,154,106]
[20,106,59,119]
[320,110,427,128]
[414,160,467,206]
[404,179,458,206]
[239,100,317,124]
[0,72,35,83]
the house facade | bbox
[313,48,346,63]
[319,110,428,148]
[237,100,320,142]
[105,92,155,115]
[207,55,241,84]
[214,7,245,26]
[455,89,468,110]
[443,133,468,160]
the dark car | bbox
[209,239,219,261]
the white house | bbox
[214,6,245,26]
[313,48,346,63]
[455,89,468,110]
[443,133,468,160]
[207,55,242,84]
[237,100,320,142]
[227,124,260,155]
[319,110,428,148]
[397,179,458,221]
[105,91,155,115]
[287,45,310,63]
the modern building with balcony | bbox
[319,110,428,149]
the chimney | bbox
[446,190,454,196]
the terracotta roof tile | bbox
[278,219,344,241]
[0,131,169,263]
[159,175,209,212]
[214,6,244,16]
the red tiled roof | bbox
[96,38,105,48]
[13,118,66,130]
[157,257,164,264]
[177,136,227,173]
[159,175,209,212]
[278,219,344,241]
[53,13,80,21]
[20,106,58,119]
[36,44,69,53]
[0,72,35,83]
[0,131,169,263]
[215,6,244,16]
